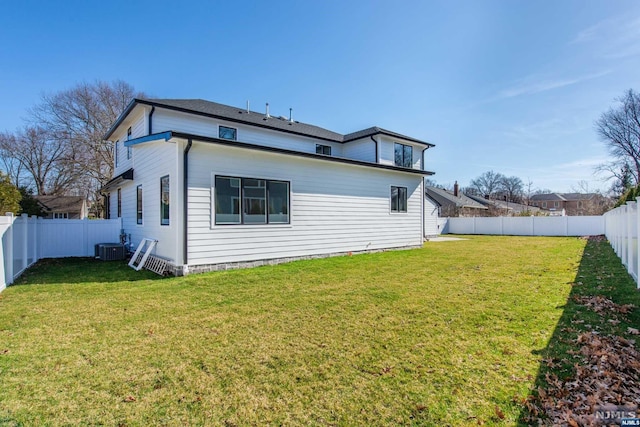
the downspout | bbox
[370,136,378,163]
[183,139,192,269]
[148,106,155,135]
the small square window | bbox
[316,144,331,155]
[219,126,237,140]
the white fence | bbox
[604,200,639,286]
[0,214,121,291]
[446,215,605,236]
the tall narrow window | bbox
[127,127,132,159]
[106,193,111,219]
[115,140,120,167]
[117,188,122,218]
[267,180,289,223]
[394,143,413,168]
[136,185,143,224]
[160,175,170,225]
[215,176,241,224]
[242,178,267,224]
[391,186,408,213]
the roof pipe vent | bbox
[289,108,293,123]
[246,100,250,114]
[265,102,270,119]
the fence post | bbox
[628,202,636,278]
[5,213,14,285]
[21,213,28,273]
[83,218,89,257]
[637,198,640,289]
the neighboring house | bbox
[102,98,435,275]
[530,193,609,216]
[425,185,488,217]
[465,194,542,216]
[35,196,88,219]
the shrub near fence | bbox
[0,214,121,291]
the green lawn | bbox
[0,236,636,426]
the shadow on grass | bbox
[518,237,640,425]
[12,257,166,285]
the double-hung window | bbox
[215,176,289,225]
[390,186,408,213]
[394,143,413,168]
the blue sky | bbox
[2,0,640,192]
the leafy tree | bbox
[18,187,45,216]
[596,89,640,186]
[0,172,21,214]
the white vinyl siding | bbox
[424,196,439,236]
[113,110,146,176]
[151,109,345,158]
[120,140,181,263]
[186,142,422,266]
[342,137,376,162]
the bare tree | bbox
[30,81,143,187]
[0,126,81,195]
[596,89,640,186]
[470,170,505,198]
[500,175,524,202]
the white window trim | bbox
[389,185,409,214]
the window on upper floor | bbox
[127,127,132,159]
[115,140,120,167]
[219,126,237,141]
[316,144,331,155]
[215,175,289,225]
[394,143,413,168]
[390,186,408,213]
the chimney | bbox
[454,181,459,197]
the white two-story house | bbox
[102,98,435,275]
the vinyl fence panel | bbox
[0,216,121,291]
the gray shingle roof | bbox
[530,193,567,202]
[35,196,85,213]
[105,98,434,147]
[425,187,488,210]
